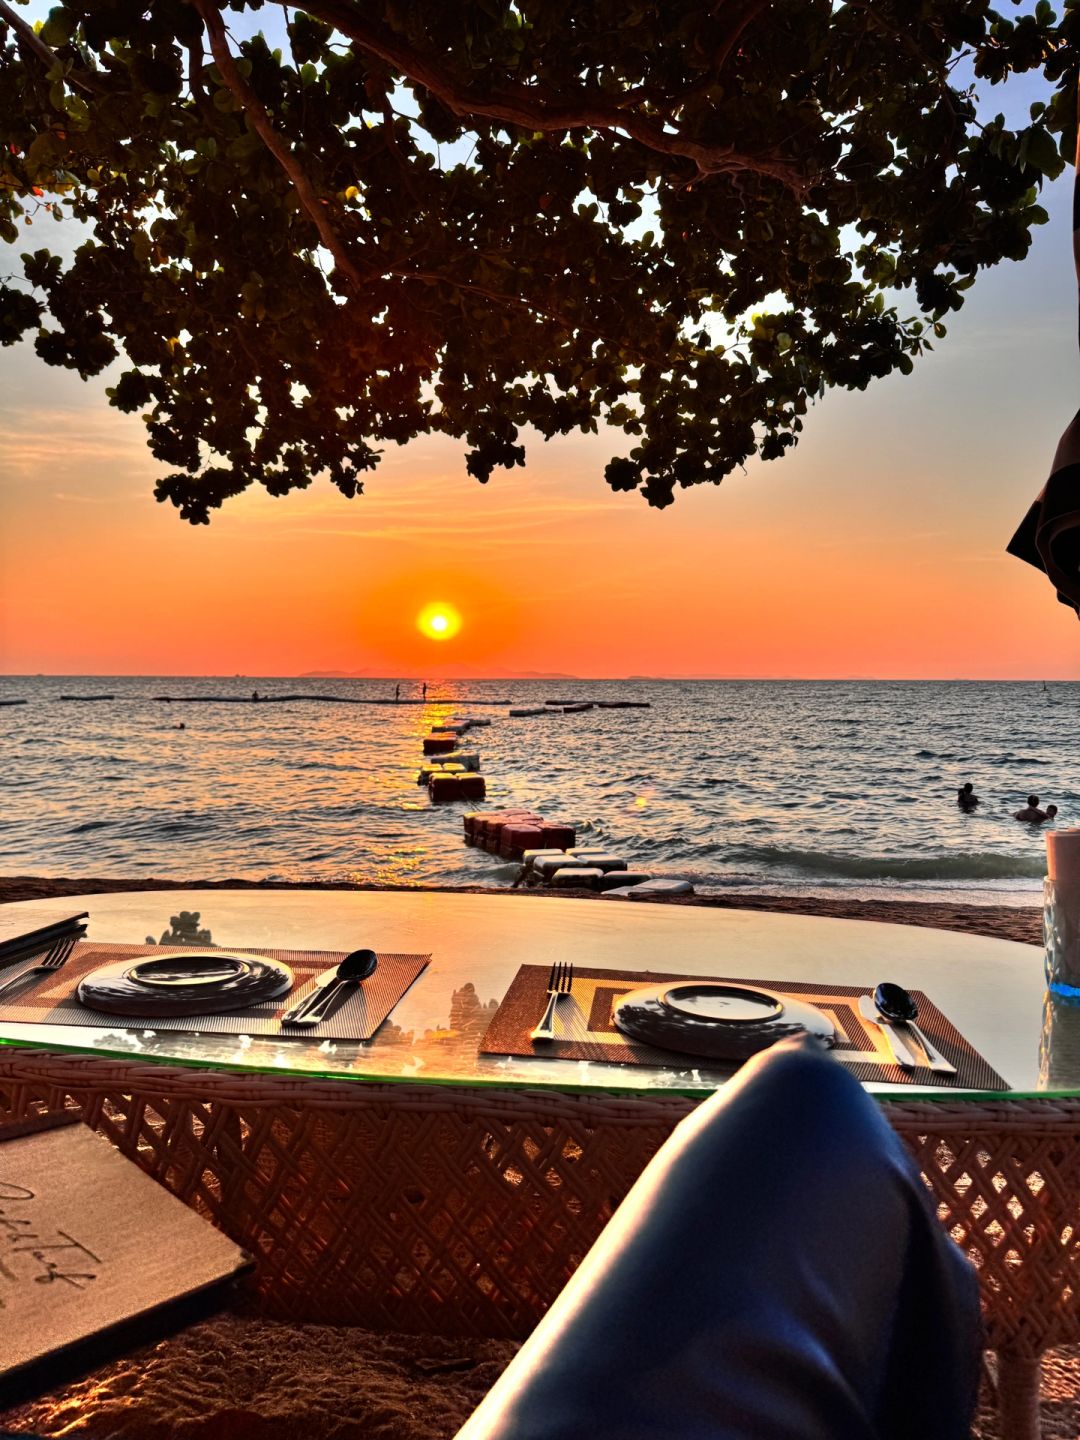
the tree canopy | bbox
[0,0,1076,522]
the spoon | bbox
[873,982,956,1075]
[281,949,378,1026]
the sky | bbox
[2,22,1079,678]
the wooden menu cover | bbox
[0,1121,252,1403]
[480,965,1009,1090]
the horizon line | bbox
[2,673,1078,684]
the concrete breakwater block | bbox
[565,853,627,873]
[429,772,487,802]
[539,823,576,850]
[521,848,569,869]
[462,716,491,727]
[443,750,480,770]
[601,878,696,898]
[421,752,480,778]
[499,824,545,858]
[549,866,603,888]
[532,854,595,880]
[423,733,457,755]
[460,811,577,859]
[475,813,543,849]
[562,703,594,713]
[509,707,552,717]
[595,869,652,891]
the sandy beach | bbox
[0,878,1067,1439]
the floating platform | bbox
[0,699,27,707]
[463,811,576,859]
[602,878,695,899]
[60,694,115,701]
[429,772,486,803]
[423,732,458,755]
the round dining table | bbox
[0,888,1074,1439]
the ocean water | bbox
[1,677,1075,905]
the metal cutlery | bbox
[857,993,916,1069]
[0,929,84,1003]
[873,982,957,1075]
[281,948,378,1026]
[531,961,574,1042]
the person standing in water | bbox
[422,681,427,701]
[1014,795,1047,823]
[957,783,979,812]
[395,684,400,702]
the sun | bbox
[416,602,462,642]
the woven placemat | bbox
[0,942,429,1042]
[480,965,1009,1090]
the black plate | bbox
[612,981,834,1061]
[77,950,294,1017]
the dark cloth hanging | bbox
[1008,109,1080,615]
[1007,415,1080,615]
[457,1038,980,1440]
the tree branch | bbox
[292,0,808,194]
[0,0,102,93]
[190,0,665,357]
[191,0,369,290]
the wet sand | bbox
[0,876,1065,1439]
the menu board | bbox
[0,1120,251,1402]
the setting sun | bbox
[416,602,462,642]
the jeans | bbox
[457,1038,980,1440]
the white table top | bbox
[0,889,1062,1100]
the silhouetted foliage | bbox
[0,0,1075,519]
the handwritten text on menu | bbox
[0,1180,101,1304]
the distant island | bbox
[299,669,581,680]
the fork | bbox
[0,929,84,1003]
[530,961,574,1042]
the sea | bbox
[1,677,1075,907]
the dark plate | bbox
[77,950,294,1017]
[612,981,834,1061]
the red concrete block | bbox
[499,823,545,859]
[458,774,487,800]
[423,733,457,755]
[428,774,462,802]
[485,816,528,849]
[540,822,576,849]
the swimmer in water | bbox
[957,782,979,811]
[1014,795,1046,823]
[1045,804,1059,823]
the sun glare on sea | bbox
[417,602,462,641]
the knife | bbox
[858,994,916,1069]
[281,968,339,1025]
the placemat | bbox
[479,965,1008,1090]
[0,942,429,1042]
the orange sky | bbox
[3,114,1080,677]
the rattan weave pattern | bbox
[0,1048,1079,1369]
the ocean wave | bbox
[723,845,1047,882]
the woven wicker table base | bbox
[2,1052,1079,1440]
